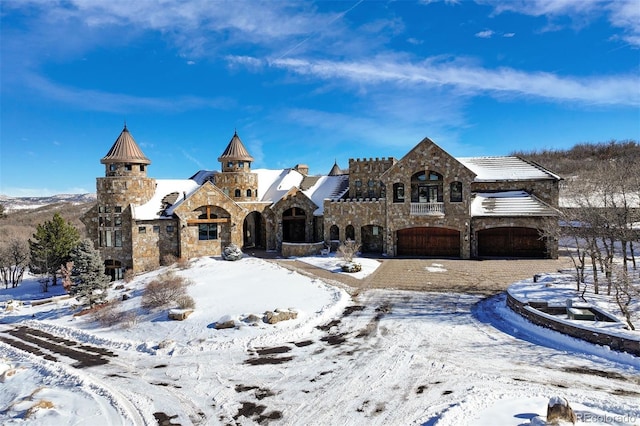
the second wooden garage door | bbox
[477,227,546,258]
[397,227,460,257]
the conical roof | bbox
[328,160,343,176]
[217,131,254,162]
[101,125,151,165]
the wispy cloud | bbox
[475,30,494,38]
[481,0,640,46]
[23,73,235,113]
[267,56,639,106]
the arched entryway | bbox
[397,227,460,257]
[104,259,123,281]
[345,224,355,241]
[361,224,384,254]
[283,207,306,242]
[477,227,546,258]
[243,211,264,249]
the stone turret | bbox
[213,131,259,201]
[97,124,156,207]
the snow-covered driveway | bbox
[2,256,639,425]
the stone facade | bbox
[83,129,561,278]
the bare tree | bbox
[0,234,29,289]
[613,265,639,330]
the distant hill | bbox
[0,193,96,213]
[511,140,639,179]
[0,194,96,240]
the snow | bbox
[1,255,639,425]
[133,179,200,220]
[458,156,561,181]
[471,190,557,217]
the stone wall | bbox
[323,199,386,248]
[281,242,326,258]
[213,171,259,202]
[348,157,396,199]
[506,292,640,356]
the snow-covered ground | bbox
[1,254,639,425]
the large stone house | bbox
[82,125,561,279]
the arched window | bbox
[234,189,241,197]
[411,171,443,203]
[246,189,252,197]
[393,183,405,203]
[450,181,463,202]
[346,225,355,240]
[198,212,218,240]
[329,225,339,241]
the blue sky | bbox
[1,0,639,197]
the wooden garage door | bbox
[477,227,546,258]
[397,227,460,257]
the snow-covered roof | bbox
[458,156,561,181]
[255,168,304,202]
[471,190,558,217]
[133,179,200,220]
[302,175,350,216]
[255,169,349,215]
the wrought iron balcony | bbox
[410,202,444,215]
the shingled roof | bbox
[100,125,151,165]
[217,131,254,162]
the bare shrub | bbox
[141,271,192,310]
[123,268,135,283]
[337,240,361,264]
[176,256,190,270]
[161,254,178,266]
[92,301,121,327]
[120,310,139,329]
[176,295,196,310]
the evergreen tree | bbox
[69,239,111,307]
[29,212,80,292]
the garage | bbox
[397,227,460,257]
[477,227,546,258]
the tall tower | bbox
[93,125,156,276]
[213,131,258,201]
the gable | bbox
[270,186,318,216]
[172,181,246,219]
[380,137,476,184]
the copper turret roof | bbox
[101,125,151,165]
[217,131,254,162]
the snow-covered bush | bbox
[337,240,361,273]
[222,244,243,261]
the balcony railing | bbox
[410,202,444,215]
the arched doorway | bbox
[283,207,306,242]
[329,225,339,241]
[361,225,383,253]
[345,224,355,241]
[243,211,264,248]
[104,259,123,281]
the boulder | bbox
[215,315,236,329]
[168,309,193,321]
[222,244,243,261]
[264,309,298,324]
[546,396,577,425]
